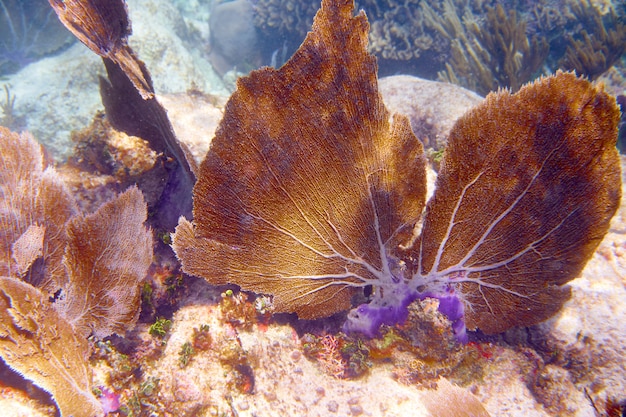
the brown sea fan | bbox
[0,126,154,416]
[172,0,621,340]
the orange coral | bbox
[414,71,621,334]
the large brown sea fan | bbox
[173,0,621,340]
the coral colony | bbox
[172,0,620,342]
[0,0,621,415]
[0,127,152,416]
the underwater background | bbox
[1,0,626,416]
[2,0,625,160]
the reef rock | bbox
[208,0,261,76]
[379,75,483,152]
[535,157,626,406]
[144,303,488,417]
[2,0,227,161]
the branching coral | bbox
[558,0,626,80]
[361,0,429,61]
[0,84,24,131]
[435,3,549,95]
[0,126,153,416]
[252,0,320,57]
[172,0,621,343]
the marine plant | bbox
[172,0,621,342]
[149,317,173,338]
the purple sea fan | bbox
[172,0,621,341]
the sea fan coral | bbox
[0,276,103,417]
[172,0,621,341]
[0,126,154,416]
[48,0,153,99]
[173,0,427,320]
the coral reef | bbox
[0,0,75,76]
[435,3,549,95]
[361,0,428,61]
[0,276,102,416]
[558,0,626,80]
[99,57,196,232]
[251,0,625,95]
[253,0,319,39]
[69,112,159,181]
[172,0,621,344]
[0,127,153,415]
[1,0,625,415]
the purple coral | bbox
[343,284,418,338]
[420,286,468,343]
[341,253,468,342]
[343,282,468,343]
[99,387,120,414]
